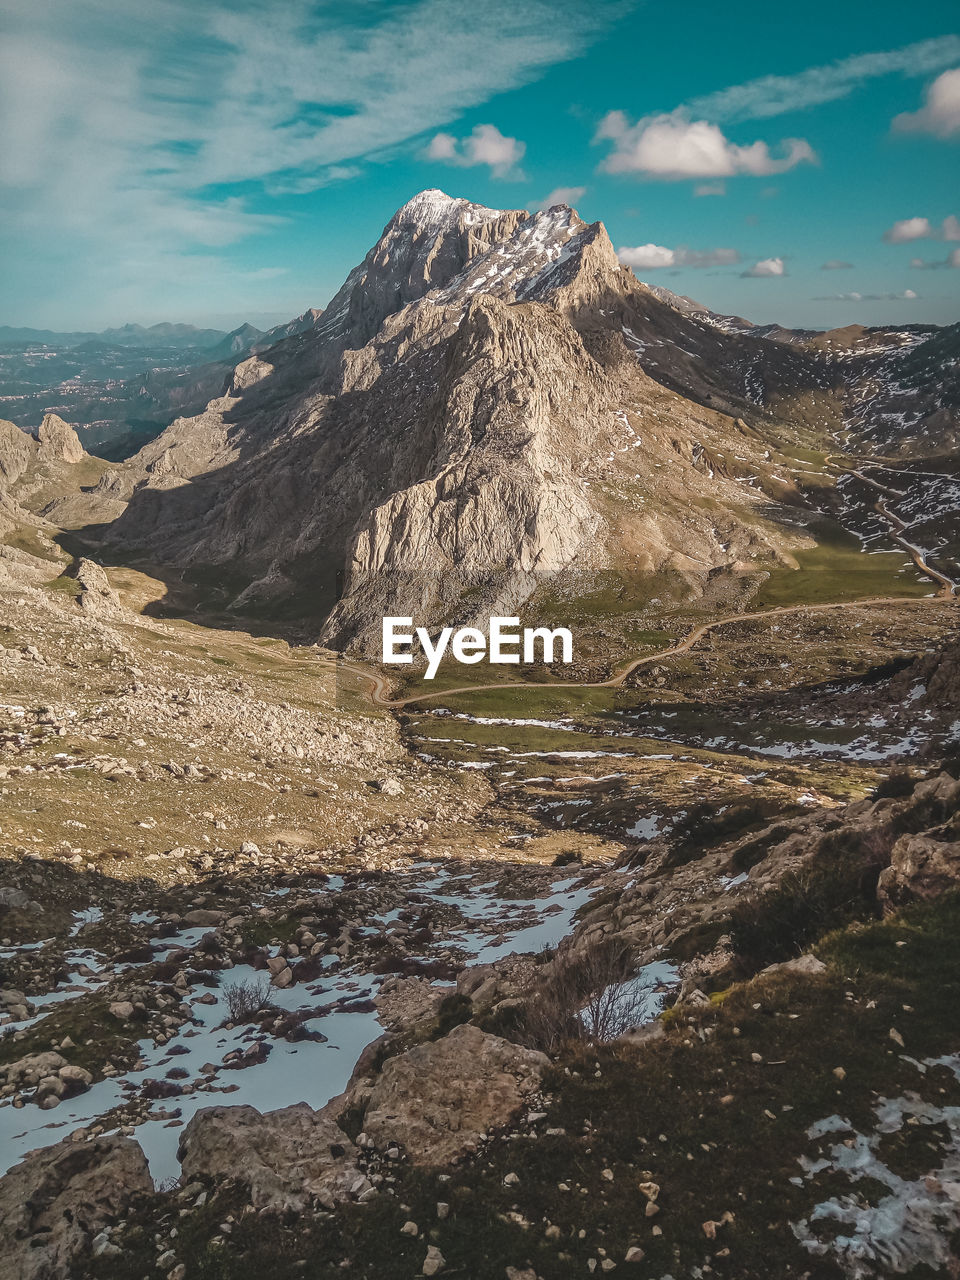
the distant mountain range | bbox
[0,311,327,355]
[0,310,327,458]
[0,322,230,350]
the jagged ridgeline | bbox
[31,188,957,649]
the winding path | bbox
[348,591,956,709]
[343,453,957,710]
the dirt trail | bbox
[344,453,957,710]
[349,593,956,709]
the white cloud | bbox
[883,214,960,243]
[884,216,934,243]
[596,110,816,179]
[618,243,677,269]
[821,259,854,270]
[741,257,786,278]
[685,37,960,122]
[427,124,526,177]
[693,181,726,197]
[618,243,740,270]
[893,67,960,138]
[533,185,587,211]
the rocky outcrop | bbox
[877,772,960,906]
[351,1023,549,1165]
[0,419,35,485]
[177,1025,550,1205]
[0,1135,152,1280]
[36,414,84,464]
[177,1102,370,1211]
[879,831,960,907]
[66,557,121,615]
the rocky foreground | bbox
[1,519,959,1277]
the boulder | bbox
[177,1102,368,1211]
[0,886,42,913]
[0,1135,151,1280]
[66,557,121,615]
[182,908,224,927]
[878,832,960,909]
[36,414,84,464]
[357,1023,549,1165]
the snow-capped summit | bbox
[389,188,505,232]
[312,190,529,350]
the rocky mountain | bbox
[62,191,833,647]
[207,323,266,362]
[4,190,958,649]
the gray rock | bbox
[178,1102,366,1212]
[0,1134,151,1280]
[357,1023,548,1166]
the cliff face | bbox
[0,419,35,484]
[86,191,831,648]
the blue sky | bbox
[1,0,958,331]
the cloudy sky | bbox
[1,0,958,330]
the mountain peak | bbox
[390,188,506,232]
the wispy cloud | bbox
[618,244,740,269]
[910,249,960,269]
[532,185,587,211]
[427,125,526,178]
[0,0,613,319]
[693,182,726,197]
[596,111,816,179]
[741,257,786,278]
[821,260,854,270]
[893,67,960,137]
[685,36,960,122]
[815,289,919,301]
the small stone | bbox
[108,1001,135,1020]
[638,1181,660,1202]
[422,1245,445,1275]
[889,1028,905,1048]
[401,1220,419,1236]
[624,1246,645,1263]
[833,1067,846,1081]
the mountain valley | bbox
[0,190,958,1280]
